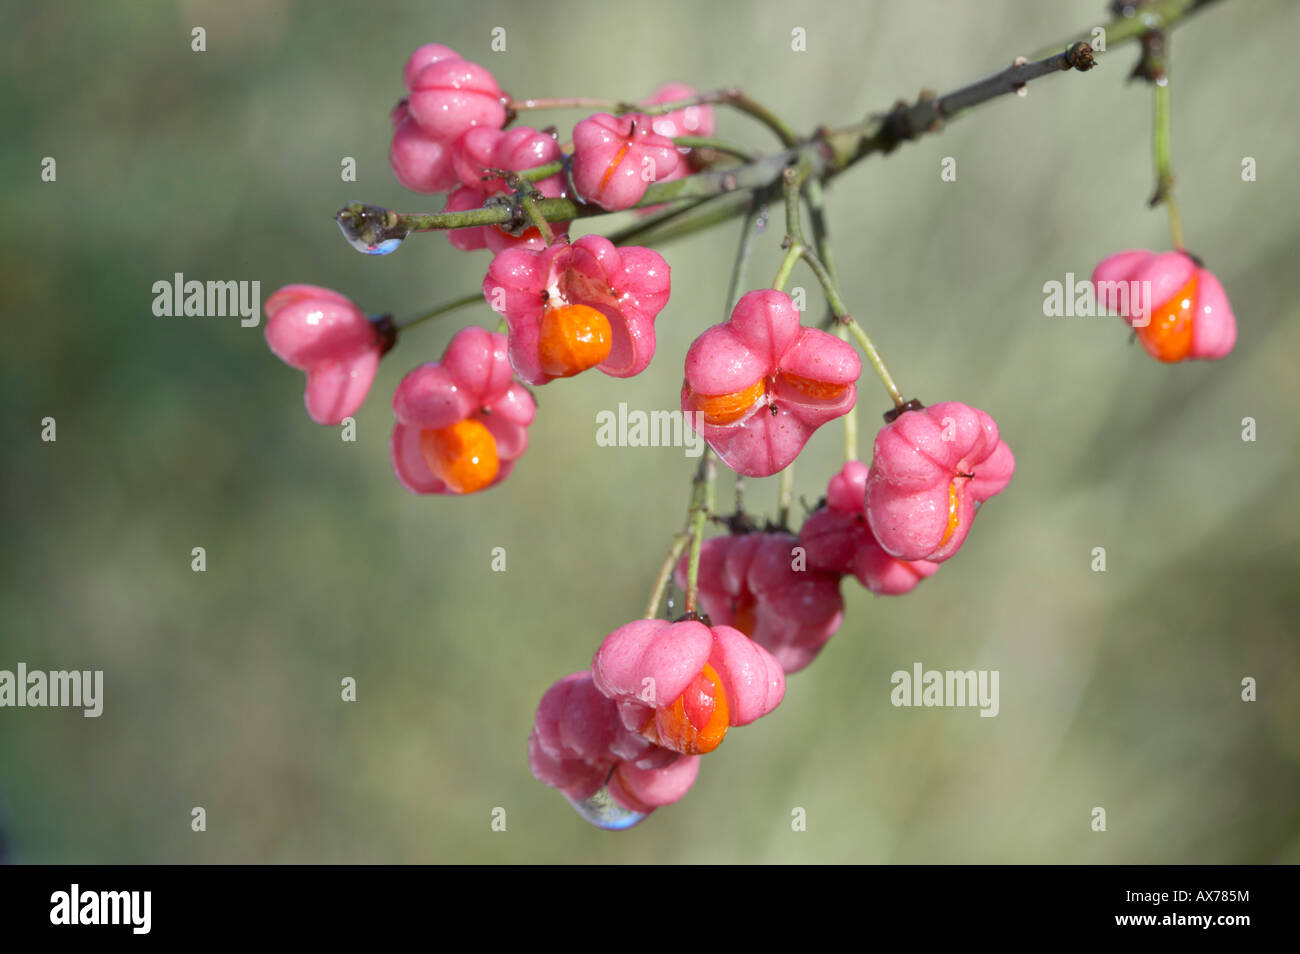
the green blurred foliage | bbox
[1,0,1297,862]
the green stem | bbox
[673,136,756,162]
[518,192,555,245]
[356,147,804,237]
[1153,79,1185,251]
[683,452,717,616]
[777,464,795,529]
[517,160,564,182]
[793,243,906,408]
[782,159,812,247]
[724,196,770,314]
[341,2,1224,253]
[771,241,804,291]
[724,90,799,147]
[843,316,906,409]
[773,158,813,292]
[509,88,797,146]
[643,532,690,619]
[393,290,484,331]
[796,247,852,318]
[600,197,712,244]
[603,194,754,248]
[806,178,857,460]
[1032,0,1224,60]
[805,180,839,298]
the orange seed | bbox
[684,379,766,426]
[1137,273,1198,363]
[419,418,500,494]
[644,663,730,755]
[538,303,613,378]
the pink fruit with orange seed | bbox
[571,112,680,211]
[682,289,860,477]
[865,402,1014,563]
[591,618,785,756]
[389,326,535,495]
[528,671,701,819]
[483,235,670,385]
[1092,249,1236,362]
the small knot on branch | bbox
[717,510,760,535]
[1064,42,1096,71]
[1011,56,1030,96]
[1130,29,1167,83]
[1148,173,1175,208]
[811,125,838,166]
[482,193,530,236]
[879,92,942,151]
[916,89,942,126]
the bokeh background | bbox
[2,0,1297,863]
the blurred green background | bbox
[2,0,1297,863]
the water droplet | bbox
[363,236,405,255]
[567,786,646,830]
[336,203,410,255]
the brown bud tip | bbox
[370,314,398,356]
[883,398,925,423]
[1065,42,1096,71]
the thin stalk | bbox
[683,452,717,616]
[791,243,905,408]
[519,192,555,245]
[1031,0,1224,60]
[782,159,812,247]
[603,193,756,248]
[805,179,858,459]
[509,87,797,146]
[673,136,757,162]
[771,241,804,291]
[843,316,905,409]
[393,290,484,331]
[724,195,770,314]
[643,532,690,619]
[724,89,799,147]
[601,197,717,246]
[1153,79,1185,250]
[517,160,564,182]
[778,465,795,529]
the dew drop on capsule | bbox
[567,787,646,830]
